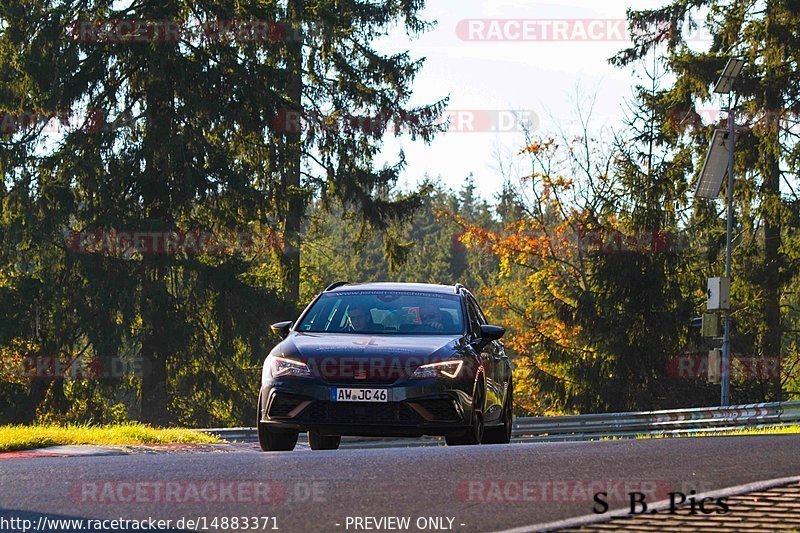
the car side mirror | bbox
[472,324,505,350]
[479,324,505,341]
[271,321,293,339]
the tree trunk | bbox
[761,83,783,402]
[140,269,170,425]
[281,0,304,304]
[139,15,176,424]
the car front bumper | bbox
[259,377,474,437]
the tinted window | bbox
[468,296,487,325]
[297,291,464,335]
[466,297,482,335]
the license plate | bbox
[331,388,388,402]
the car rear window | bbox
[296,291,464,335]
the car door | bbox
[463,295,490,412]
[473,297,511,410]
[466,295,504,421]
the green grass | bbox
[630,424,800,440]
[0,424,220,453]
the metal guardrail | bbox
[512,400,800,436]
[200,400,800,444]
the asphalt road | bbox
[2,435,800,532]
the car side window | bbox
[467,297,488,331]
[465,297,481,337]
[469,297,488,325]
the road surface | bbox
[1,435,799,532]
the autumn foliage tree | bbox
[455,106,695,414]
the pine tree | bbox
[0,0,445,422]
[613,1,800,400]
[276,0,447,301]
[1,0,296,423]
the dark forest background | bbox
[1,1,799,426]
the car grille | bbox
[412,399,461,422]
[268,394,308,418]
[299,401,422,425]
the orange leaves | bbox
[440,132,627,414]
[541,173,574,191]
[535,318,581,348]
[519,137,558,157]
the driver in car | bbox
[346,304,371,331]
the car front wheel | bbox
[446,381,485,446]
[257,394,299,452]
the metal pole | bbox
[721,91,735,406]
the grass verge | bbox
[0,424,220,452]
[630,424,800,440]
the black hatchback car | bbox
[257,282,513,451]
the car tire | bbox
[257,394,299,452]
[446,381,485,446]
[482,379,513,444]
[308,431,341,450]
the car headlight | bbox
[411,360,463,379]
[270,356,312,378]
[262,359,270,387]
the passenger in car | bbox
[420,304,444,330]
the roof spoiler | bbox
[325,281,349,291]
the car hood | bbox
[276,332,467,383]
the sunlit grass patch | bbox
[0,424,220,452]
[626,425,800,440]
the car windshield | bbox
[296,290,464,335]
